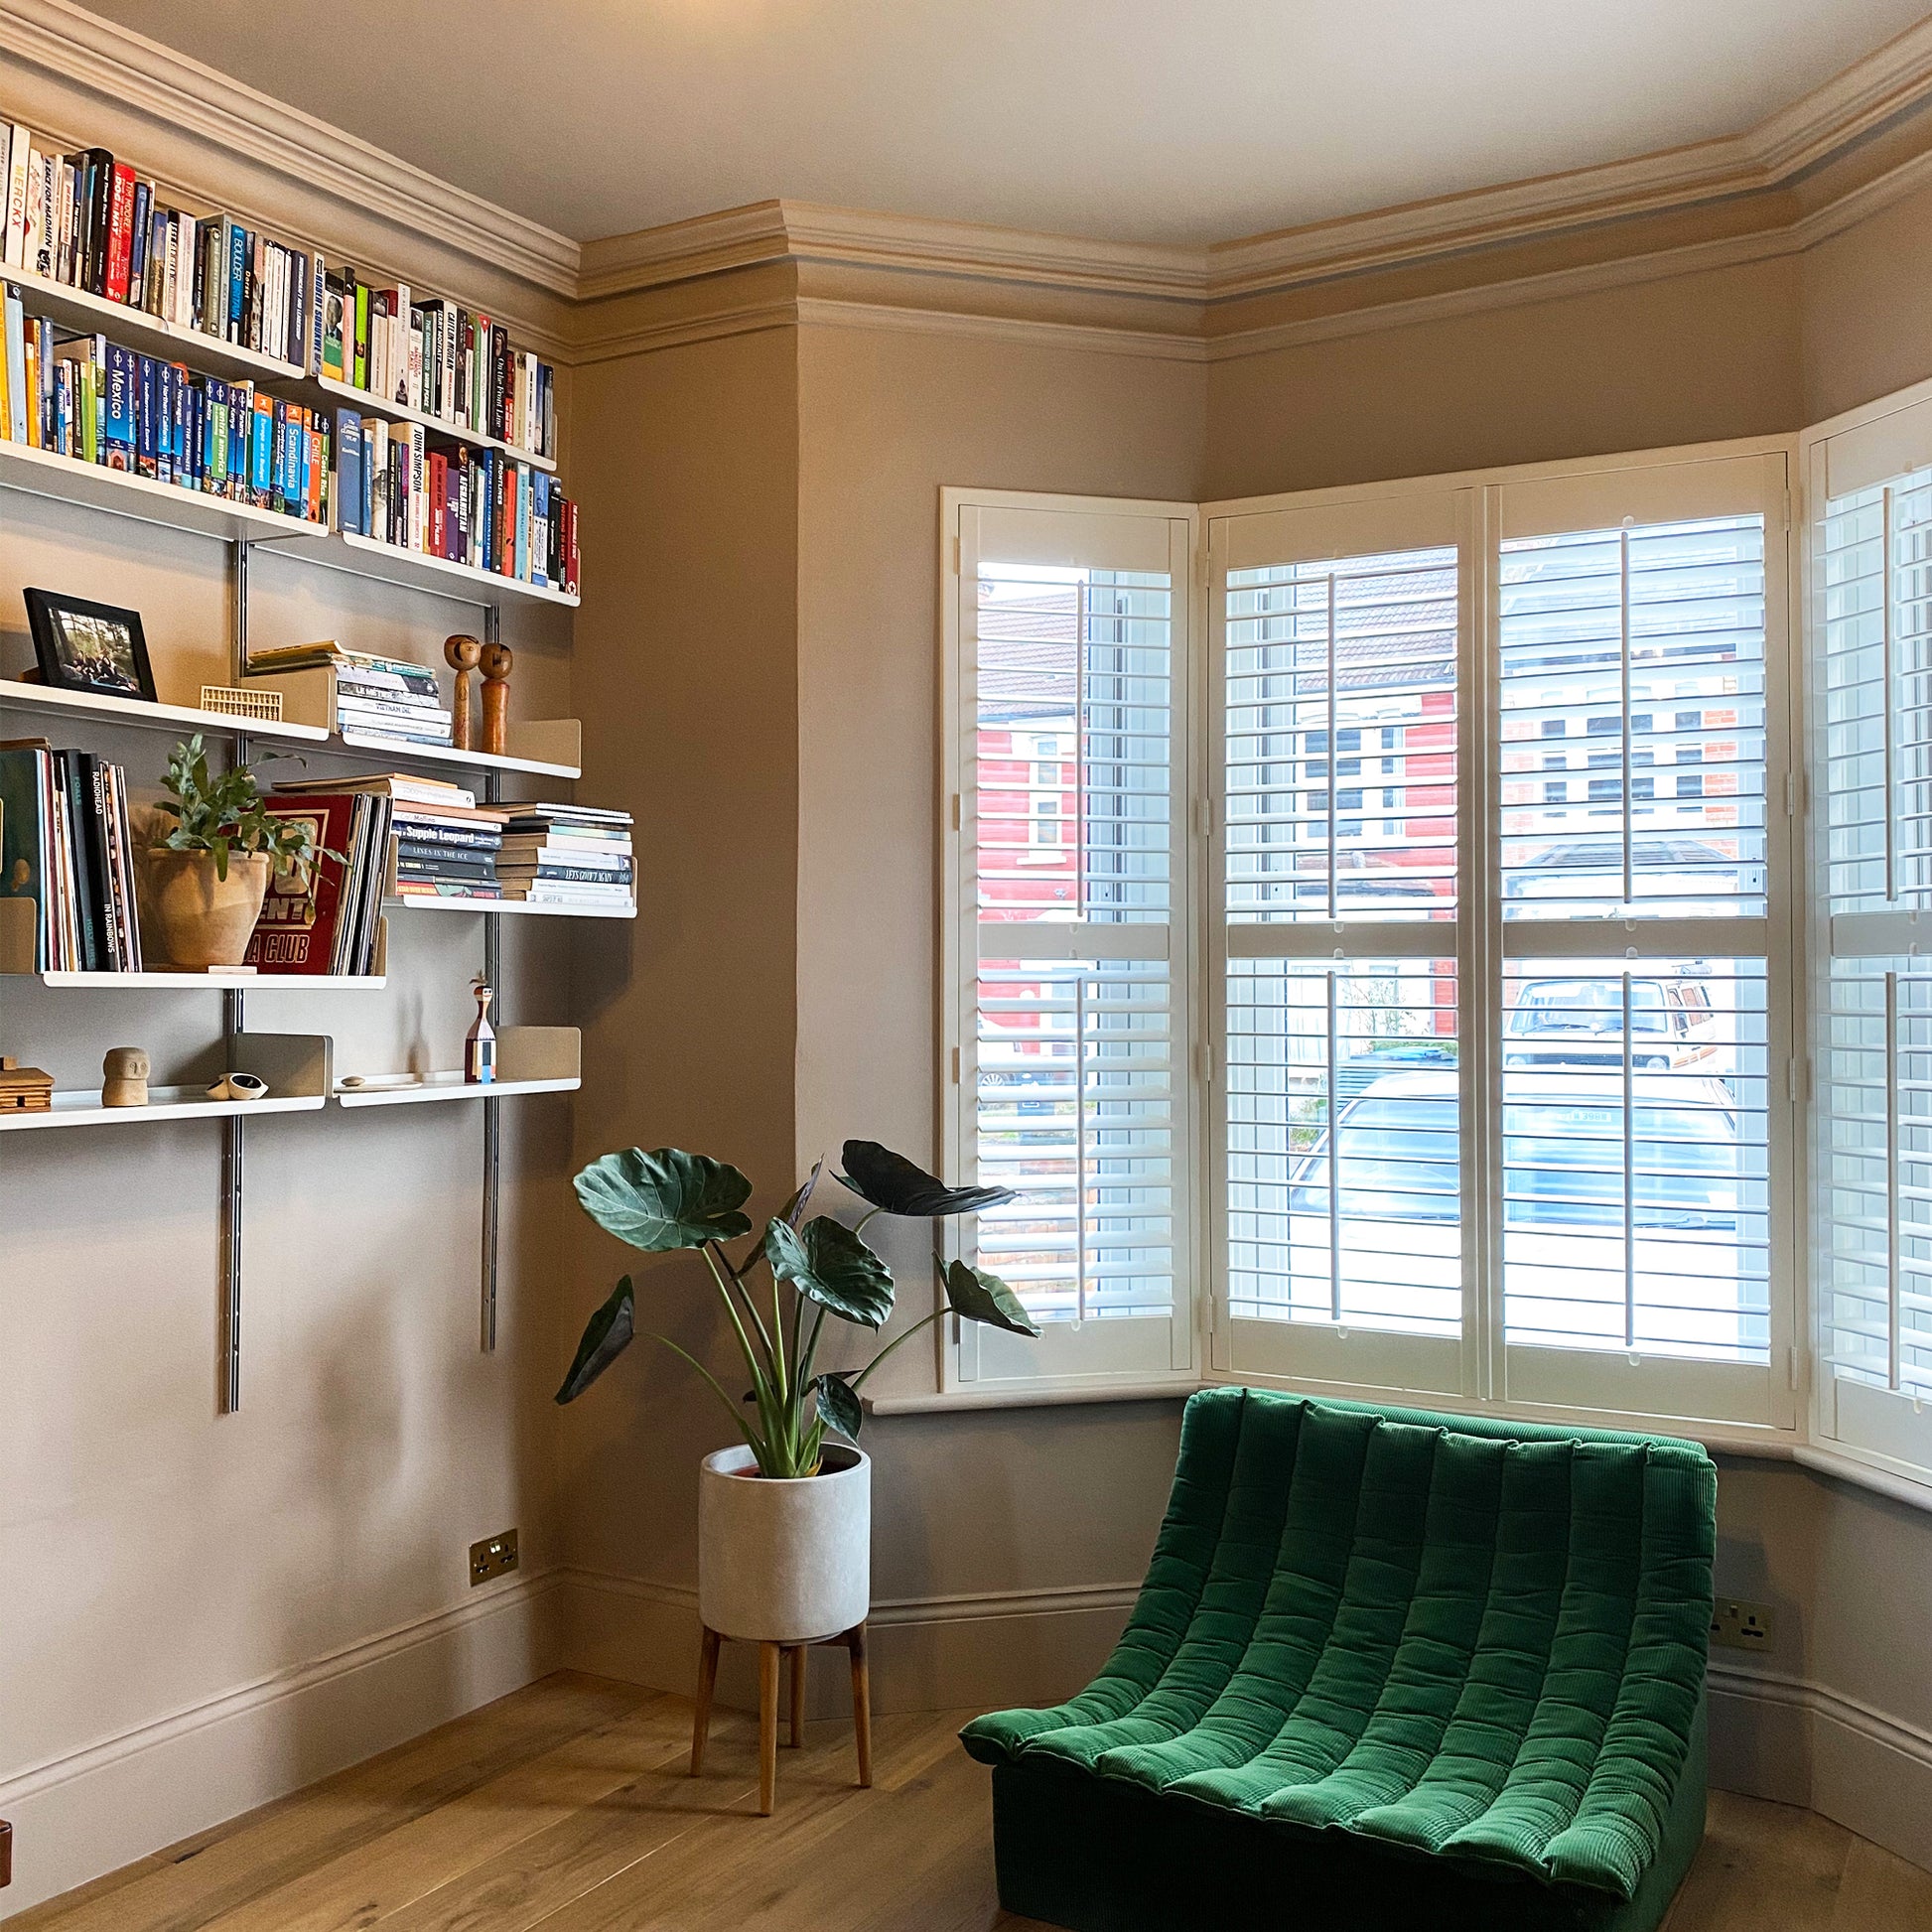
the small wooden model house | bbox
[0,1055,55,1113]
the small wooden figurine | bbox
[0,1055,54,1114]
[479,641,513,758]
[444,633,483,751]
[101,1046,149,1108]
[465,977,496,1085]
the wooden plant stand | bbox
[690,1621,872,1815]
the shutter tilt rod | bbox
[482,602,502,1351]
[223,537,249,1413]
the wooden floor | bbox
[12,1671,1932,1932]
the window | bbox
[1208,454,1793,1431]
[943,453,1794,1430]
[944,495,1197,1394]
[1811,398,1932,1476]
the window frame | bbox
[931,440,1812,1451]
[938,487,1205,1402]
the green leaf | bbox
[764,1215,895,1329]
[941,1257,1041,1337]
[814,1371,863,1440]
[780,1156,824,1230]
[837,1140,1018,1219]
[574,1147,754,1252]
[554,1276,636,1403]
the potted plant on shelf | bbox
[139,735,331,968]
[556,1140,1038,1653]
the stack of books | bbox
[2,125,322,366]
[0,740,143,972]
[1,288,329,520]
[276,772,508,904]
[244,642,452,748]
[497,805,634,911]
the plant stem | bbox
[701,1243,776,1398]
[707,1242,774,1373]
[852,1308,941,1389]
[645,1331,768,1462]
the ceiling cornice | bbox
[0,0,582,296]
[10,0,1932,354]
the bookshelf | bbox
[0,1031,332,1131]
[335,1026,581,1106]
[0,212,600,1398]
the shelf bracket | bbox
[482,603,502,1353]
[222,538,250,1412]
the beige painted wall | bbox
[556,321,801,1616]
[1205,254,1805,501]
[1803,174,1932,423]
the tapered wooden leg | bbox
[846,1622,873,1789]
[690,1625,721,1777]
[759,1641,781,1815]
[787,1644,806,1747]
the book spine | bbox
[102,162,135,302]
[127,175,150,297]
[4,125,31,269]
[82,150,112,295]
[409,422,426,552]
[23,144,45,281]
[350,270,367,390]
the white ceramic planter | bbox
[697,1443,871,1643]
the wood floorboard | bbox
[13,1675,1932,1932]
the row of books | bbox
[0,742,143,972]
[247,644,456,751]
[0,286,583,588]
[0,124,557,461]
[389,786,508,900]
[3,289,330,522]
[321,273,554,460]
[336,418,579,593]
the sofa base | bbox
[990,1706,1707,1932]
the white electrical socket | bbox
[1711,1597,1774,1651]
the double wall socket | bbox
[469,1528,518,1587]
[1711,1597,1774,1651]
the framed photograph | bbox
[23,589,157,702]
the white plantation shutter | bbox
[944,496,1196,1393]
[1211,489,1468,1398]
[1494,463,1790,1428]
[1813,405,1932,1474]
[1208,453,1794,1429]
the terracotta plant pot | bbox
[698,1443,870,1643]
[141,849,272,968]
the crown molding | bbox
[0,0,581,296]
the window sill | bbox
[863,1378,1196,1417]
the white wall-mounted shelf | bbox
[0,1032,332,1132]
[387,895,634,919]
[335,1026,579,1106]
[307,372,557,475]
[259,528,578,609]
[241,667,582,775]
[6,267,303,388]
[0,434,327,544]
[1,898,388,984]
[0,677,331,745]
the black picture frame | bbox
[23,589,157,702]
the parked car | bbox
[1502,836,1761,915]
[1273,1069,1766,1356]
[1502,972,1720,1070]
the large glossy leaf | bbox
[837,1140,1017,1219]
[814,1371,863,1440]
[574,1147,753,1252]
[778,1156,824,1231]
[941,1258,1042,1337]
[764,1215,896,1328]
[555,1276,636,1403]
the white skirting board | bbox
[558,1568,1932,1877]
[0,1572,565,1917]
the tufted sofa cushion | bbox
[962,1387,1716,1932]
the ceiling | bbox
[80,0,1932,248]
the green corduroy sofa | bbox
[961,1387,1716,1932]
